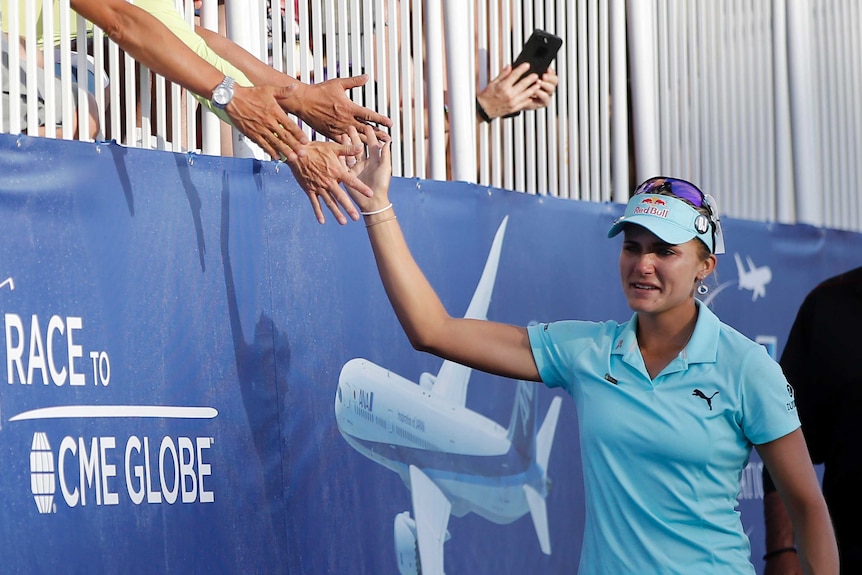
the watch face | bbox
[213,78,234,108]
[213,87,230,106]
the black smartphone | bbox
[512,29,563,82]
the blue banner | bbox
[0,134,858,574]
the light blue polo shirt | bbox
[528,300,799,574]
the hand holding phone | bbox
[476,29,562,122]
[512,29,563,82]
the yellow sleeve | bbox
[131,0,251,123]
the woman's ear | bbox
[700,254,718,279]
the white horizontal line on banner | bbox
[9,405,219,421]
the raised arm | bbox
[341,127,541,382]
[70,0,306,160]
[757,429,839,575]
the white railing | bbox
[1,0,861,231]
[630,0,862,231]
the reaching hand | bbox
[279,74,393,143]
[476,63,558,120]
[285,140,374,225]
[339,125,392,215]
[226,84,310,161]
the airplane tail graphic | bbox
[433,216,509,407]
[508,381,561,556]
[527,394,561,555]
[463,216,508,320]
[524,485,550,555]
[535,397,562,476]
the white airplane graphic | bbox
[734,253,771,301]
[335,216,562,575]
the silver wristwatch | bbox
[212,76,236,110]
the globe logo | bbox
[30,432,56,514]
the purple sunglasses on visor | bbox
[632,176,726,254]
[634,177,709,208]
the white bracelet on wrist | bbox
[360,203,393,216]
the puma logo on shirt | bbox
[692,389,719,410]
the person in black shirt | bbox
[762,267,862,574]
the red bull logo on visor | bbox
[633,197,669,217]
[639,197,667,206]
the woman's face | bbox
[619,225,714,318]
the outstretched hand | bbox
[339,125,392,215]
[226,84,310,161]
[279,74,393,143]
[285,140,375,225]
